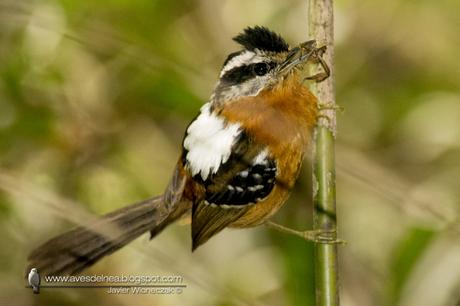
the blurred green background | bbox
[1,0,460,305]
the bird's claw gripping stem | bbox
[265,221,346,245]
[304,229,346,244]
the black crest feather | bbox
[233,26,289,53]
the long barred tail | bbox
[27,196,185,276]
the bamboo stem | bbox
[307,0,340,305]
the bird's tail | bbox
[27,195,189,276]
[32,286,39,294]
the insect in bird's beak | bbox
[277,40,330,83]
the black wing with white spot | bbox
[204,157,276,207]
[188,130,278,207]
[182,103,277,199]
[189,130,278,250]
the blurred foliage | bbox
[385,227,436,306]
[0,0,460,305]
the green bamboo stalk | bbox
[307,0,340,305]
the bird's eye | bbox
[252,62,270,76]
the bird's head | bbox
[211,26,327,105]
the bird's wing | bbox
[188,132,277,249]
[163,159,188,209]
[29,273,40,286]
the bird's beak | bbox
[277,40,329,81]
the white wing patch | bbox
[183,103,241,180]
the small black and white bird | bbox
[27,26,329,276]
[28,268,40,294]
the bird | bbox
[27,26,330,277]
[28,268,41,294]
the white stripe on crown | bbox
[220,50,266,77]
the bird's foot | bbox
[303,229,346,244]
[265,221,346,244]
[318,102,344,112]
